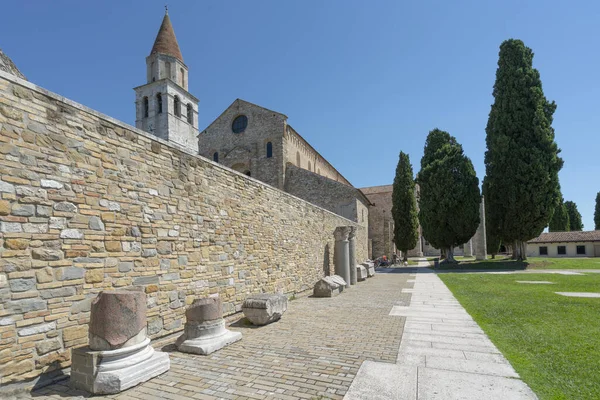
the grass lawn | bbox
[439,272,600,400]
[434,256,600,271]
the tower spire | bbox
[151,9,183,62]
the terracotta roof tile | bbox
[528,231,600,243]
[150,13,183,62]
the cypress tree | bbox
[391,152,419,262]
[595,192,600,230]
[565,201,583,231]
[482,178,501,258]
[484,39,563,260]
[549,196,570,232]
[417,129,480,263]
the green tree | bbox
[417,129,480,263]
[484,39,563,260]
[549,196,570,232]
[565,201,583,231]
[482,178,501,258]
[595,192,600,230]
[391,152,419,262]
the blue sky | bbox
[2,1,599,229]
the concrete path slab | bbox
[555,292,600,298]
[516,280,554,284]
[345,268,537,399]
[344,361,417,400]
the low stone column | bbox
[348,226,357,285]
[334,226,351,288]
[475,196,487,260]
[70,291,170,394]
[176,297,242,355]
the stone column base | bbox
[356,265,367,281]
[70,338,170,394]
[176,319,242,355]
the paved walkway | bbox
[345,267,538,400]
[30,270,413,400]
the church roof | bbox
[150,12,183,62]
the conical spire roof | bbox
[150,11,183,62]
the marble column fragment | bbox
[334,226,351,288]
[70,291,170,394]
[176,297,242,355]
[348,226,357,285]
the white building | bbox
[527,231,600,258]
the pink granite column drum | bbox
[70,291,170,394]
[176,297,242,355]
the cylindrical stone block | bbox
[186,297,223,323]
[89,290,147,351]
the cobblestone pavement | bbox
[30,269,415,400]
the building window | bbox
[308,161,312,171]
[213,152,218,163]
[557,246,566,255]
[156,93,162,114]
[143,97,149,118]
[232,115,248,133]
[577,245,586,255]
[187,104,193,124]
[318,168,321,175]
[296,152,301,167]
[180,68,185,87]
[539,246,548,256]
[174,96,181,117]
[266,142,273,158]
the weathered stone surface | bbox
[0,199,10,215]
[1,222,22,233]
[49,217,67,229]
[242,294,288,325]
[9,278,36,292]
[133,275,159,286]
[18,322,55,337]
[32,248,64,261]
[4,238,29,250]
[89,216,105,231]
[357,265,368,282]
[60,229,83,239]
[186,297,223,322]
[105,241,122,252]
[56,267,85,281]
[41,179,64,189]
[118,261,133,272]
[40,286,76,299]
[313,275,346,297]
[6,298,46,313]
[11,204,35,216]
[0,180,15,193]
[100,199,121,211]
[35,338,62,355]
[53,202,77,212]
[86,269,104,283]
[23,223,48,233]
[89,291,147,350]
[36,267,54,283]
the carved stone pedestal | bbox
[176,297,242,355]
[70,291,169,394]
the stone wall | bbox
[284,164,369,259]
[0,71,366,387]
[361,185,396,259]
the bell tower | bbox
[134,8,199,153]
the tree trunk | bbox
[491,253,496,259]
[403,253,408,262]
[513,240,527,261]
[442,247,457,264]
[520,241,528,261]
